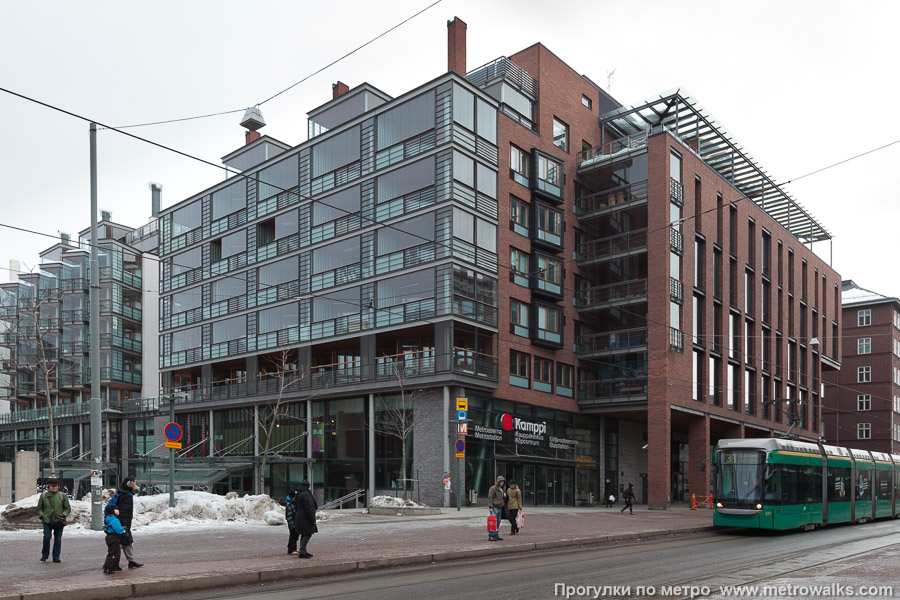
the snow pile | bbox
[0,490,286,530]
[0,490,346,531]
[369,495,427,508]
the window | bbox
[212,315,246,343]
[312,126,360,177]
[275,210,298,240]
[258,256,297,289]
[510,146,529,187]
[557,363,573,387]
[510,299,529,337]
[313,286,360,322]
[376,91,435,150]
[534,357,553,389]
[858,309,871,326]
[377,213,434,255]
[510,248,529,287]
[536,254,562,293]
[172,290,201,314]
[536,204,562,243]
[857,394,871,411]
[215,230,246,261]
[858,337,871,355]
[858,423,871,440]
[312,236,360,274]
[581,95,592,110]
[858,366,872,383]
[376,156,435,203]
[537,155,562,189]
[172,201,202,236]
[258,303,299,334]
[377,269,435,308]
[212,181,246,220]
[172,326,201,352]
[171,247,202,276]
[453,150,497,198]
[536,304,562,343]
[552,118,569,151]
[510,197,529,235]
[510,350,530,387]
[211,273,246,302]
[453,207,497,255]
[313,185,360,226]
[257,155,299,201]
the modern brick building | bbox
[142,17,841,508]
[823,281,900,453]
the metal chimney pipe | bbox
[149,183,162,218]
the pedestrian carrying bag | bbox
[50,512,67,528]
[516,510,524,529]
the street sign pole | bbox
[169,397,175,508]
[455,398,468,512]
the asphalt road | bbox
[145,522,900,600]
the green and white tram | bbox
[713,438,900,530]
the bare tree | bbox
[4,277,64,477]
[371,359,421,501]
[255,349,324,496]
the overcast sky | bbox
[1,0,898,299]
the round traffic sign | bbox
[455,439,465,453]
[164,422,183,442]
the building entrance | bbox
[498,462,574,506]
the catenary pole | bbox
[89,123,102,531]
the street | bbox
[139,521,900,600]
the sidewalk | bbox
[0,503,715,600]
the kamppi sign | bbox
[483,413,579,453]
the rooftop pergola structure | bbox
[589,88,832,249]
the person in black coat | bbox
[604,478,616,508]
[114,477,143,568]
[292,480,318,559]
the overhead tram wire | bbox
[107,0,444,130]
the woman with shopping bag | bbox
[506,479,523,535]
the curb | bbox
[0,526,716,600]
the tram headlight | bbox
[716,502,723,508]
[756,503,762,509]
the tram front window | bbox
[716,450,765,507]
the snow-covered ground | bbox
[0,490,346,535]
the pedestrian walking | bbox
[292,480,317,559]
[285,487,300,555]
[111,476,143,568]
[620,482,635,515]
[487,475,505,541]
[37,477,70,563]
[506,479,523,535]
[604,478,616,508]
[102,504,127,574]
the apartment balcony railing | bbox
[99,299,142,321]
[465,56,538,98]
[100,367,142,386]
[61,278,88,292]
[669,228,683,255]
[577,229,647,264]
[99,265,142,289]
[577,377,648,405]
[669,177,684,207]
[669,278,684,304]
[124,219,159,245]
[575,181,649,220]
[576,279,648,311]
[578,131,649,172]
[0,400,122,426]
[61,309,86,324]
[100,333,142,353]
[577,328,648,357]
[61,340,86,355]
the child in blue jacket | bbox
[103,504,127,574]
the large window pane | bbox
[212,316,246,343]
[453,150,475,187]
[312,237,360,273]
[476,219,496,253]
[377,213,434,254]
[453,84,474,130]
[376,156,435,203]
[313,286,360,322]
[276,209,298,240]
[312,126,361,177]
[313,186,360,225]
[476,98,497,143]
[453,208,474,243]
[171,247,202,275]
[173,326,201,352]
[212,181,246,220]
[172,290,201,314]
[258,303,299,334]
[476,163,497,198]
[258,257,297,289]
[377,269,434,307]
[212,273,246,302]
[376,91,435,149]
[258,155,299,201]
[172,202,202,236]
[220,230,246,259]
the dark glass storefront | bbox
[463,395,603,506]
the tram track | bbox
[635,524,900,599]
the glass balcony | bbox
[577,229,647,265]
[576,279,648,311]
[577,327,648,358]
[575,181,648,220]
[578,131,648,173]
[577,377,648,406]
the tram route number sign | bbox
[164,422,183,449]
[455,439,465,458]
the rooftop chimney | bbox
[100,210,111,222]
[447,17,467,75]
[59,232,71,246]
[333,81,349,99]
[240,106,266,145]
[149,182,162,218]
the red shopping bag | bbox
[487,512,498,533]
